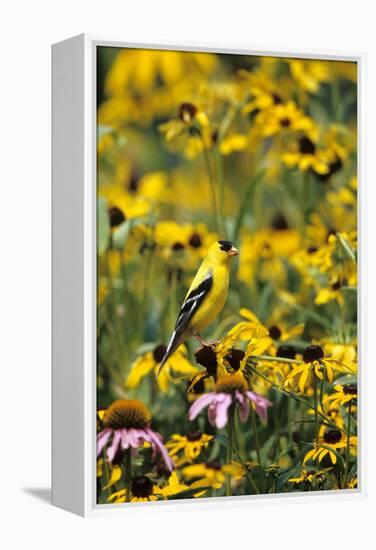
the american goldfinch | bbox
[157,240,239,376]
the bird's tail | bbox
[156,330,183,377]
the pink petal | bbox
[145,428,174,472]
[107,430,122,462]
[245,391,272,424]
[126,428,141,448]
[188,392,216,421]
[97,428,112,457]
[236,391,250,422]
[120,428,131,450]
[214,393,232,429]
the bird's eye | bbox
[218,240,233,252]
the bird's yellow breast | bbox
[189,264,229,333]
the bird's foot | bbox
[193,333,210,347]
[194,333,219,351]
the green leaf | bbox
[337,234,356,263]
[285,301,331,331]
[333,374,358,385]
[97,197,110,254]
[111,217,148,250]
[233,170,265,244]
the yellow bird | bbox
[157,240,239,376]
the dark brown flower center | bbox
[225,348,245,371]
[271,213,289,231]
[128,172,139,193]
[307,246,318,254]
[299,136,316,155]
[171,242,185,251]
[188,377,206,394]
[326,229,337,241]
[194,345,218,376]
[272,93,282,105]
[276,345,296,359]
[103,399,151,429]
[331,280,341,291]
[205,460,221,471]
[280,117,291,127]
[316,157,343,181]
[189,233,202,248]
[179,102,197,123]
[303,345,324,363]
[186,430,202,442]
[153,344,167,363]
[108,206,126,228]
[131,476,154,498]
[343,383,357,395]
[323,428,342,445]
[211,129,219,144]
[268,325,282,340]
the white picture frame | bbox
[52,34,366,517]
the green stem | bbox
[251,354,304,365]
[225,406,235,496]
[230,410,260,495]
[246,363,346,434]
[249,404,262,467]
[313,374,320,471]
[343,400,353,488]
[233,170,265,245]
[233,448,260,494]
[124,449,132,503]
[215,148,226,237]
[202,147,222,235]
[249,403,265,493]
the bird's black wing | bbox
[174,272,213,334]
[157,271,213,376]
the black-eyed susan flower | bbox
[107,472,190,503]
[285,345,346,393]
[288,466,331,487]
[189,373,271,428]
[287,59,330,94]
[182,461,225,490]
[166,432,213,465]
[253,101,317,139]
[182,460,245,493]
[186,322,271,393]
[315,278,347,306]
[126,344,197,393]
[157,471,190,498]
[238,67,287,115]
[303,428,357,465]
[97,399,173,471]
[99,180,151,222]
[108,475,160,503]
[282,135,331,175]
[324,384,357,408]
[159,101,215,159]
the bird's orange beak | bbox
[228,246,239,257]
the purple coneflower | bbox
[97,399,174,471]
[189,374,271,428]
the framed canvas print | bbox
[52,35,364,516]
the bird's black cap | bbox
[218,240,234,252]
